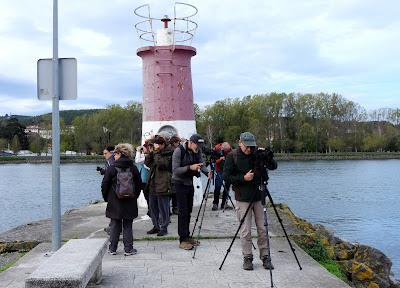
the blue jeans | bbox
[213,171,228,207]
[149,194,170,232]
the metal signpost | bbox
[37,0,77,252]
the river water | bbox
[0,160,399,277]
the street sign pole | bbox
[52,0,61,251]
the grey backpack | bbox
[115,167,135,199]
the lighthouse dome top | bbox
[134,2,198,46]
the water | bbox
[267,159,400,279]
[0,163,103,235]
[0,160,399,278]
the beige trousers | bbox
[236,200,269,259]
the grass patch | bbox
[0,156,25,161]
[296,239,348,283]
[0,252,26,273]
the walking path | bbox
[0,202,350,288]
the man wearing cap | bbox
[172,133,211,250]
[223,132,274,271]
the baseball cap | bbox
[240,132,257,147]
[189,133,205,146]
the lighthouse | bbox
[135,4,198,141]
[134,3,204,205]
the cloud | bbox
[0,0,399,116]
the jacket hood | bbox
[114,156,133,168]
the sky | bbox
[0,0,399,116]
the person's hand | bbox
[208,171,213,179]
[220,156,225,161]
[190,163,203,171]
[244,170,254,181]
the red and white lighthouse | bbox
[135,4,198,141]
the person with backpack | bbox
[101,143,142,256]
[144,136,174,236]
[223,132,276,271]
[172,133,211,250]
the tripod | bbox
[219,181,302,288]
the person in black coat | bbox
[101,143,142,255]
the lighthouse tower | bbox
[135,3,198,141]
[135,4,204,206]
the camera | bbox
[96,166,102,172]
[253,147,277,172]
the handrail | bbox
[134,2,198,45]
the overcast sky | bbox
[0,0,399,116]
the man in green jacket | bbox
[223,132,274,271]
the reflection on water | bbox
[0,160,399,278]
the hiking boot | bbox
[243,256,253,270]
[212,204,218,211]
[262,255,274,270]
[104,227,111,235]
[157,230,168,237]
[146,226,159,235]
[124,248,138,256]
[187,237,200,246]
[179,241,193,250]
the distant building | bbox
[24,125,75,140]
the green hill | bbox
[10,109,103,126]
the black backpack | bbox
[115,167,135,199]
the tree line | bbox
[1,93,400,154]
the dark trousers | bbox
[175,182,194,242]
[142,183,150,212]
[149,194,170,232]
[213,171,228,207]
[109,218,133,253]
[171,193,177,209]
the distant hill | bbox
[10,109,103,126]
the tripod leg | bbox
[263,206,274,287]
[219,199,256,270]
[192,179,211,259]
[190,178,211,238]
[266,188,303,270]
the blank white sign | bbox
[37,58,77,100]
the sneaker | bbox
[108,249,117,255]
[262,255,274,270]
[187,237,200,246]
[243,256,254,270]
[124,248,138,256]
[212,204,218,211]
[157,230,168,237]
[146,226,159,235]
[179,241,193,250]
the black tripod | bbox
[212,170,236,212]
[219,181,302,288]
[191,171,212,258]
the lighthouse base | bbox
[137,119,205,208]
